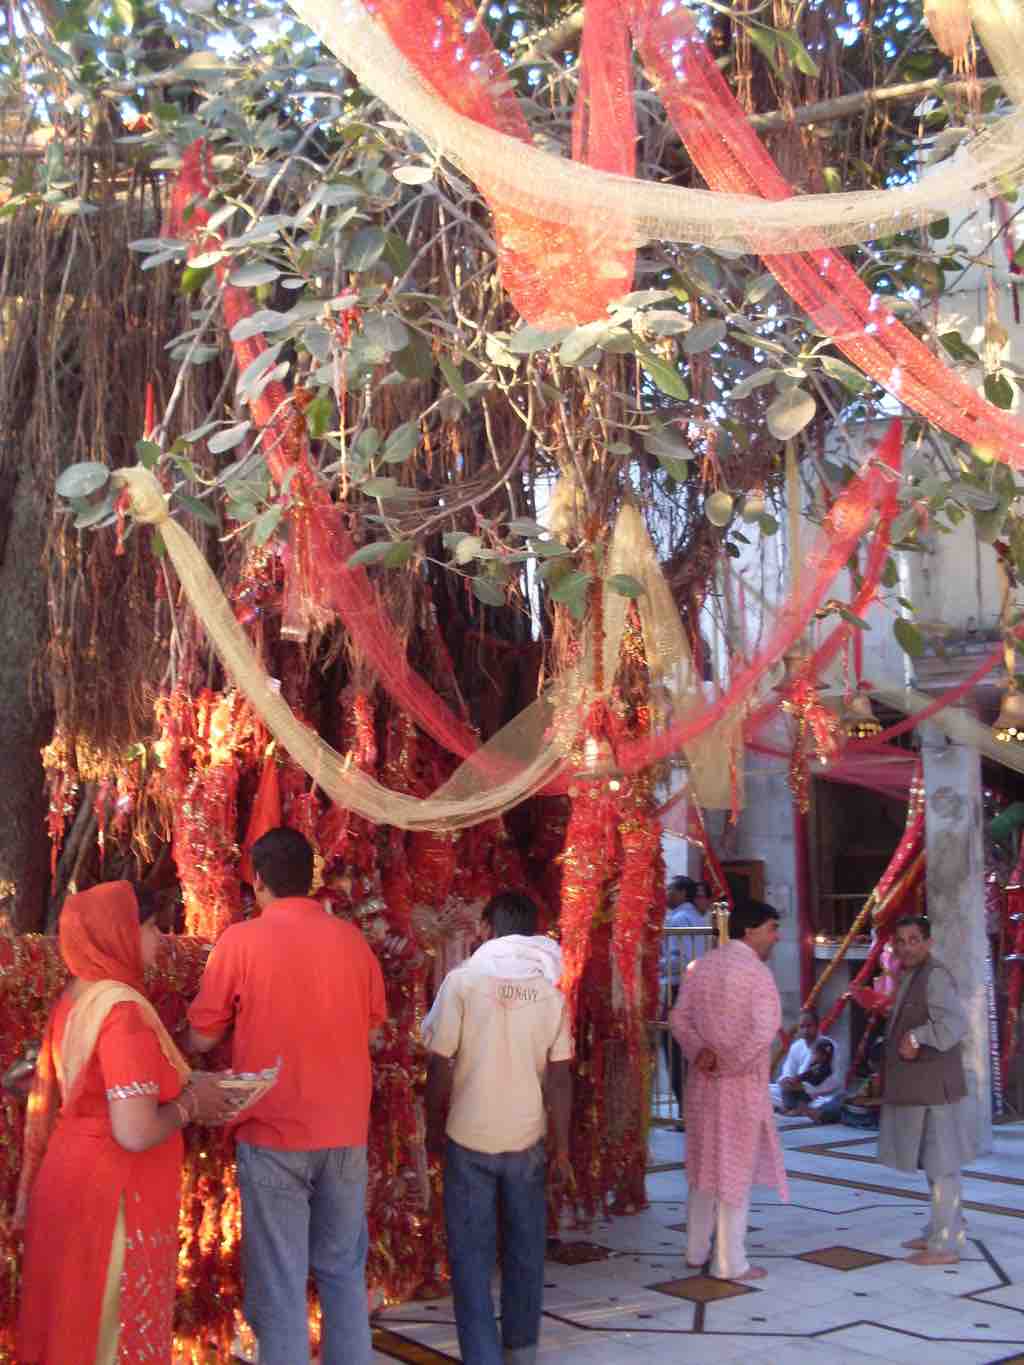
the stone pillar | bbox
[921,723,992,1156]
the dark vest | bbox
[883,956,966,1107]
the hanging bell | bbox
[774,645,813,692]
[993,688,1024,744]
[842,690,882,740]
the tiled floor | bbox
[371,1119,1024,1364]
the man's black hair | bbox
[669,876,697,900]
[728,899,781,940]
[482,890,540,939]
[133,884,161,925]
[251,827,315,898]
[893,913,931,939]
[800,1005,820,1024]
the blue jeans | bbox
[236,1142,371,1365]
[444,1138,547,1365]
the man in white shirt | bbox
[769,1008,842,1115]
[424,891,573,1365]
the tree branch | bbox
[748,75,1001,132]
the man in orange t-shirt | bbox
[187,827,386,1365]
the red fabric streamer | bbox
[365,0,635,323]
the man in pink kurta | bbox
[671,900,788,1280]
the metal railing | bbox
[649,921,720,1126]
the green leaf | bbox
[645,425,695,461]
[188,249,226,270]
[821,357,869,393]
[744,272,777,304]
[607,573,645,599]
[381,540,415,567]
[985,372,1015,410]
[347,540,395,566]
[56,462,109,500]
[550,570,593,604]
[776,28,819,76]
[893,617,925,658]
[229,262,282,287]
[73,496,116,530]
[111,0,135,32]
[135,440,161,470]
[251,505,283,546]
[766,387,816,440]
[393,164,434,185]
[304,391,334,439]
[394,333,435,381]
[438,355,468,402]
[382,421,420,464]
[683,319,727,356]
[746,23,781,72]
[882,557,899,588]
[939,331,980,365]
[176,493,220,528]
[346,227,387,272]
[758,514,780,536]
[890,508,919,543]
[559,321,609,366]
[472,576,506,607]
[529,537,572,559]
[635,346,689,401]
[355,428,381,459]
[974,504,1009,543]
[208,421,251,454]
[654,452,691,481]
[454,534,483,565]
[180,265,212,296]
[837,607,870,631]
[506,518,546,537]
[508,324,569,355]
[361,476,398,498]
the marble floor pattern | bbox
[370,1119,1024,1365]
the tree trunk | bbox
[0,456,53,932]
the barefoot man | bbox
[671,900,788,1281]
[879,914,973,1266]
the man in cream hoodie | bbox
[424,891,573,1365]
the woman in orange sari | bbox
[15,881,233,1364]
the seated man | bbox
[785,1038,842,1120]
[769,1008,842,1116]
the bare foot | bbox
[731,1266,767,1281]
[900,1237,927,1251]
[685,1260,706,1270]
[907,1250,959,1266]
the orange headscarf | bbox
[58,880,146,990]
[15,882,189,1226]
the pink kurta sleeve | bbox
[669,975,703,1061]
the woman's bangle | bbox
[180,1085,199,1121]
[172,1098,190,1127]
